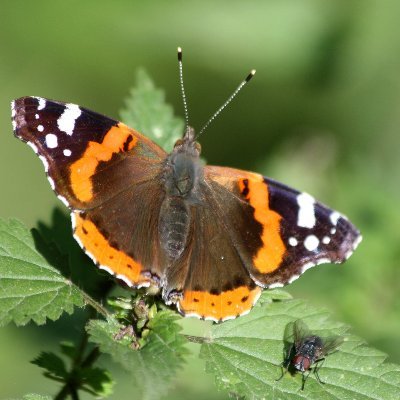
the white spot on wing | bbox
[316,258,331,265]
[11,101,16,117]
[221,315,237,322]
[39,155,49,172]
[58,104,81,135]
[304,235,319,251]
[99,265,115,276]
[330,211,341,225]
[268,282,285,289]
[45,133,58,148]
[71,213,77,230]
[205,316,220,322]
[37,97,46,110]
[38,124,44,132]
[57,195,69,207]
[63,149,72,157]
[301,262,315,273]
[353,234,363,249]
[12,120,17,130]
[345,249,353,260]
[47,176,55,190]
[330,228,336,235]
[288,274,300,284]
[137,281,151,288]
[27,141,39,153]
[322,236,331,244]
[116,274,134,287]
[35,114,39,119]
[84,250,97,264]
[345,234,363,260]
[297,192,316,228]
[288,237,298,246]
[73,232,84,249]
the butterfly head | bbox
[173,126,201,157]
[164,126,202,197]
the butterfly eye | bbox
[174,139,184,148]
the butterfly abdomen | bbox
[159,196,190,260]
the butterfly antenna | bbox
[178,47,190,133]
[196,69,256,139]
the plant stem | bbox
[81,346,101,368]
[70,387,80,400]
[76,286,110,317]
[54,386,70,400]
[53,309,100,399]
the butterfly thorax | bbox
[159,127,203,260]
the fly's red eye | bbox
[293,355,311,372]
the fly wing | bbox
[282,321,296,367]
[293,319,312,350]
[319,335,344,357]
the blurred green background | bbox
[1,1,400,398]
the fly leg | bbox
[313,358,326,385]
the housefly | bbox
[277,319,344,390]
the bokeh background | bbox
[1,1,400,398]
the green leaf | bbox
[59,341,78,360]
[0,218,85,326]
[31,351,68,379]
[80,366,115,397]
[35,208,114,300]
[120,69,184,151]
[257,288,293,303]
[200,293,400,399]
[87,310,189,400]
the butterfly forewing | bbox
[12,96,166,210]
[204,166,361,289]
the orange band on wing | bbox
[70,123,138,202]
[73,213,147,286]
[239,174,286,273]
[179,286,262,321]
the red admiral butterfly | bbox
[11,48,361,322]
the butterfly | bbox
[277,319,344,390]
[11,49,361,322]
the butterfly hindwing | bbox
[167,185,262,321]
[72,178,167,288]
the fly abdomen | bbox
[159,197,190,260]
